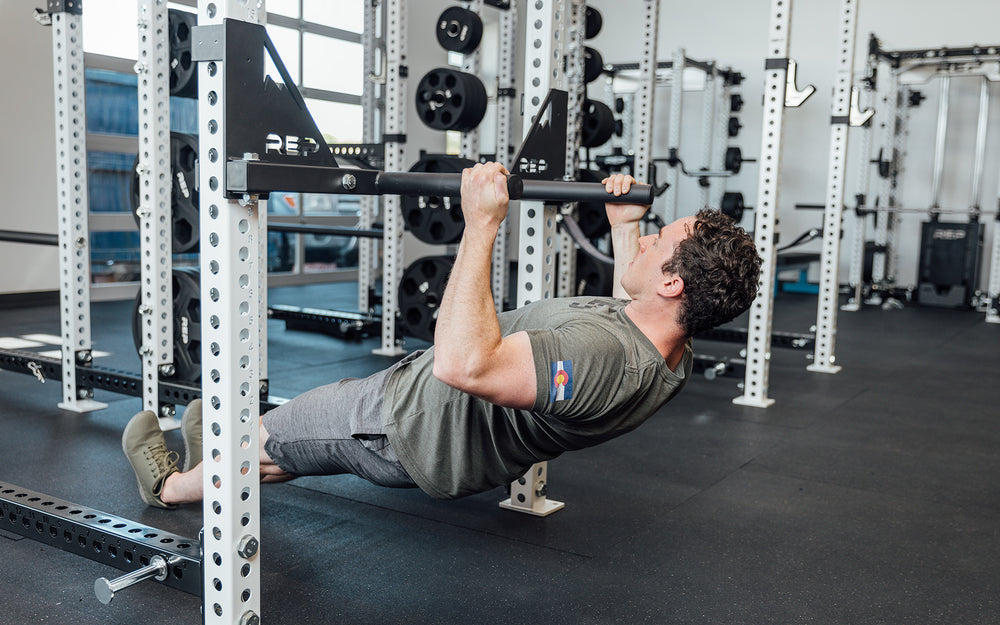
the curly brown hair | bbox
[663,209,761,336]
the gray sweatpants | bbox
[261,354,421,489]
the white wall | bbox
[589,0,1000,290]
[0,1,59,295]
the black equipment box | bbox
[917,221,983,308]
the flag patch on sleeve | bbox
[549,360,574,402]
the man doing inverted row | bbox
[122,164,762,507]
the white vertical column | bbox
[632,0,659,201]
[709,75,731,210]
[51,4,105,414]
[808,0,861,375]
[196,2,263,624]
[844,65,876,313]
[663,48,685,223]
[500,0,567,517]
[987,175,1000,323]
[358,0,379,312]
[557,0,585,299]
[699,68,717,210]
[871,69,899,286]
[733,0,794,409]
[461,0,484,162]
[492,1,518,313]
[374,0,407,357]
[136,0,176,424]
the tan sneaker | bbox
[180,399,202,472]
[121,410,179,509]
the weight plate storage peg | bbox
[130,132,201,255]
[401,156,476,244]
[168,9,197,98]
[720,192,745,222]
[724,146,743,174]
[398,256,456,342]
[584,5,603,39]
[415,68,488,132]
[131,267,202,384]
[435,6,483,54]
[583,47,604,84]
[580,99,615,148]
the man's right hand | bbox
[461,162,510,232]
[603,173,650,227]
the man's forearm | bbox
[433,224,503,377]
[610,221,641,299]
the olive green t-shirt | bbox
[382,296,692,499]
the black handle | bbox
[376,171,653,205]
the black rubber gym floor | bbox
[1,284,997,624]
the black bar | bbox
[268,305,380,341]
[268,223,384,238]
[0,480,202,597]
[375,171,524,200]
[608,57,716,75]
[519,179,654,205]
[691,354,746,379]
[0,348,282,412]
[794,204,826,210]
[0,230,59,246]
[765,58,789,70]
[231,161,655,205]
[696,328,816,350]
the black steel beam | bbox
[0,349,282,411]
[268,305,380,341]
[692,354,746,379]
[0,230,59,246]
[696,328,816,350]
[268,223,384,238]
[0,480,202,596]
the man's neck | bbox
[623,299,688,370]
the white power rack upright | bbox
[194,1,265,623]
[500,0,570,517]
[733,0,815,408]
[808,0,866,375]
[48,1,106,415]
[135,0,179,427]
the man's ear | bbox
[658,273,684,299]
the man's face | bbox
[621,216,693,299]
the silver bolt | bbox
[534,480,547,498]
[342,174,357,190]
[134,61,147,74]
[74,236,87,249]
[237,535,259,559]
[158,363,176,377]
[160,405,176,419]
[242,152,260,161]
[239,610,260,625]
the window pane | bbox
[88,152,136,213]
[83,3,138,59]
[303,0,363,32]
[265,25,301,85]
[302,35,363,95]
[305,99,363,143]
[91,231,140,284]
[267,0,301,19]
